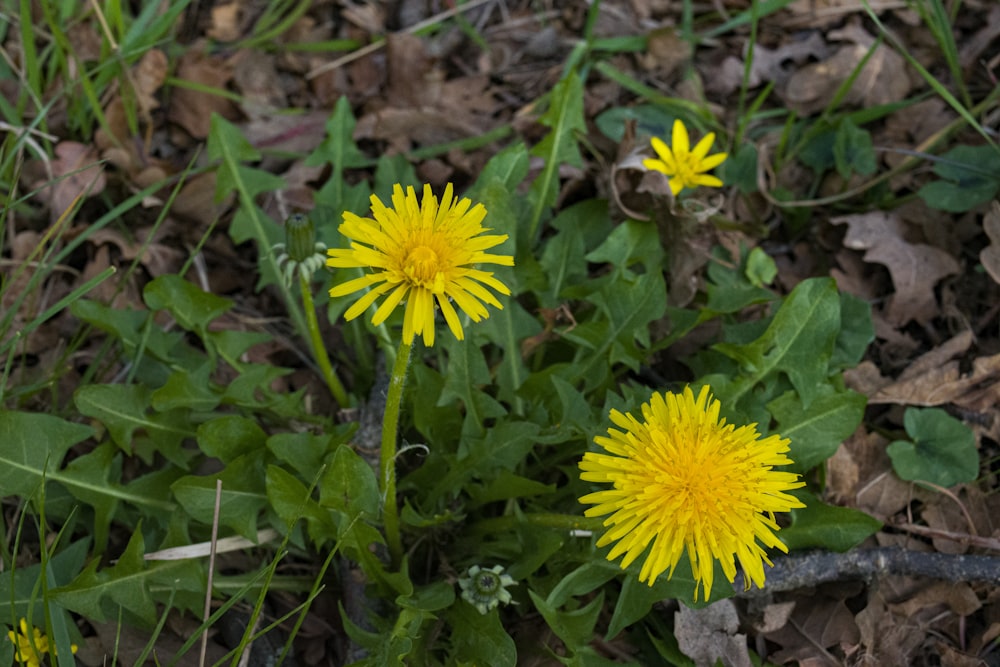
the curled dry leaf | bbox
[831,211,960,326]
[609,143,724,307]
[610,150,670,220]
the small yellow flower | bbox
[642,119,728,196]
[9,619,45,667]
[579,386,805,600]
[7,618,77,667]
[327,183,514,347]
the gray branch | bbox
[735,547,1000,597]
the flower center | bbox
[674,150,697,186]
[404,245,444,288]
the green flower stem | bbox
[381,339,413,568]
[299,273,349,408]
[470,513,605,536]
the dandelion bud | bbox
[458,564,517,615]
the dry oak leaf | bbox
[844,331,1000,441]
[979,201,1000,285]
[782,23,909,114]
[848,330,1000,404]
[708,32,827,96]
[831,211,959,326]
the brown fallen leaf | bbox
[847,332,999,398]
[83,226,185,279]
[207,2,241,42]
[171,173,233,227]
[765,591,860,666]
[831,211,960,326]
[882,98,953,171]
[785,0,910,29]
[708,32,827,96]
[133,48,168,119]
[829,429,914,518]
[37,141,107,223]
[259,159,322,222]
[959,6,1000,69]
[232,49,288,119]
[979,201,1000,285]
[844,330,1000,439]
[355,107,483,152]
[93,49,169,192]
[890,580,981,619]
[637,26,692,80]
[387,33,438,108]
[168,50,239,139]
[921,485,999,555]
[854,587,929,665]
[782,22,910,114]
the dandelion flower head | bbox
[579,386,805,600]
[327,183,514,347]
[642,119,728,196]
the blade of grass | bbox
[782,35,885,165]
[16,0,42,120]
[133,588,177,666]
[0,266,117,360]
[909,0,969,108]
[700,0,798,40]
[863,0,995,150]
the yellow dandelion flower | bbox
[642,119,728,196]
[327,183,514,347]
[579,386,805,600]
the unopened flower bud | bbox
[458,565,517,615]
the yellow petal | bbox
[671,119,690,156]
[691,132,717,162]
